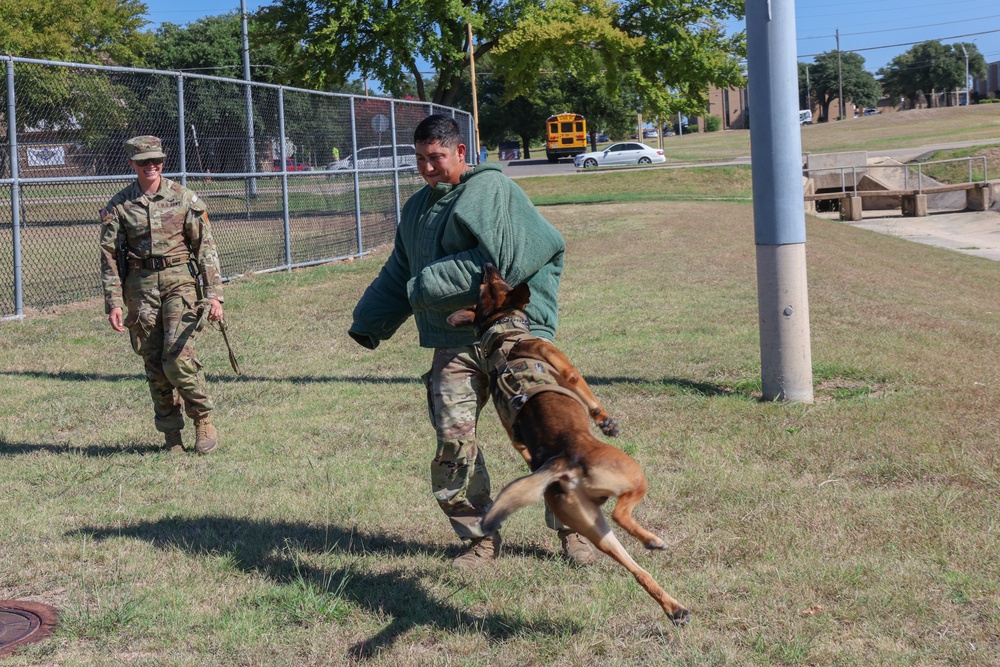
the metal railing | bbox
[803,156,989,195]
[0,56,475,320]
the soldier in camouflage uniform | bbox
[99,135,224,454]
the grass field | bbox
[2,131,1000,665]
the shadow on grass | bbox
[0,369,423,385]
[72,516,576,660]
[0,437,164,457]
[2,369,742,396]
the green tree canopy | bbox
[492,0,745,120]
[254,0,746,114]
[0,0,151,64]
[0,0,152,153]
[147,13,288,83]
[878,41,986,109]
[800,51,880,121]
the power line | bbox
[799,20,1000,42]
[799,27,1000,58]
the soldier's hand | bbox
[207,299,224,323]
[109,307,125,333]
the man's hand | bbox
[108,307,125,332]
[348,330,377,350]
[207,298,224,323]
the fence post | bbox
[277,87,292,271]
[244,77,258,199]
[350,96,363,255]
[6,58,23,318]
[390,100,401,227]
[177,74,187,186]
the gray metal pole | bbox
[349,97,363,254]
[836,29,844,120]
[6,59,23,318]
[177,74,187,186]
[277,87,292,271]
[241,0,258,197]
[746,0,814,403]
[961,44,969,105]
[390,100,401,226]
[805,66,811,113]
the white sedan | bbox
[574,142,666,169]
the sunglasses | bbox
[133,157,164,167]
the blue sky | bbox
[142,0,1000,77]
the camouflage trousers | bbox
[423,345,565,539]
[124,266,214,433]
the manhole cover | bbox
[0,601,58,657]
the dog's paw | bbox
[645,538,668,550]
[668,607,690,627]
[599,417,620,437]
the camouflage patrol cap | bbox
[125,135,167,160]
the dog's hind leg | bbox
[547,491,689,625]
[611,489,668,550]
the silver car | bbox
[332,144,417,171]
[574,142,666,169]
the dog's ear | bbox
[506,282,531,310]
[447,309,476,327]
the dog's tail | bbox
[481,458,578,535]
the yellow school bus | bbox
[545,113,587,163]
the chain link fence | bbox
[0,56,474,319]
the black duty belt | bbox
[127,255,191,271]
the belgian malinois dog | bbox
[447,264,689,624]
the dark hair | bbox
[413,114,463,148]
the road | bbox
[495,137,1000,179]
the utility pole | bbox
[805,65,811,113]
[836,28,844,120]
[467,23,481,162]
[961,43,969,105]
[746,0,814,402]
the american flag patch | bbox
[99,207,110,222]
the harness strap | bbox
[489,337,589,427]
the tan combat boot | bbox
[451,533,501,570]
[559,529,598,565]
[193,416,218,455]
[164,430,184,453]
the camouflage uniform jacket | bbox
[99,178,224,313]
[350,163,565,349]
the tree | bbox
[0,0,153,172]
[254,0,746,113]
[878,41,986,109]
[803,51,879,121]
[0,0,151,65]
[491,0,746,121]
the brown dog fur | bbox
[447,264,688,625]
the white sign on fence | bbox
[26,146,67,167]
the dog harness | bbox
[479,313,589,429]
